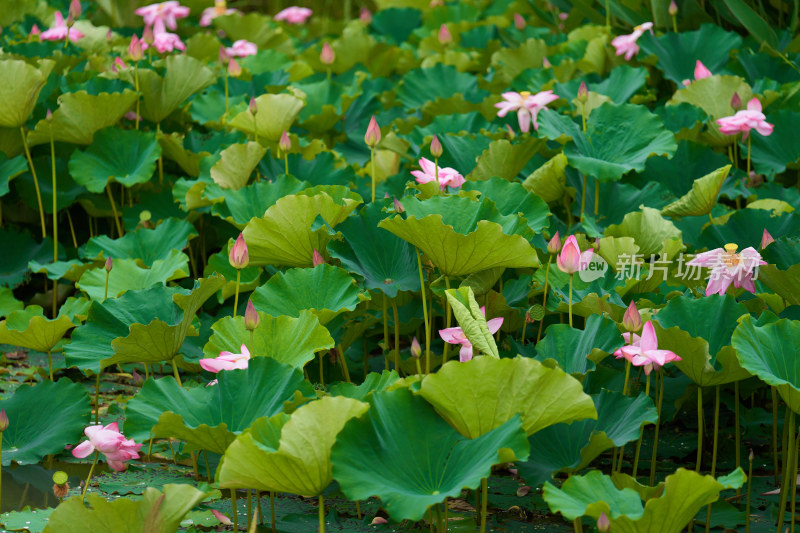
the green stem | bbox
[391,299,400,372]
[416,248,431,373]
[632,372,651,479]
[747,134,752,177]
[536,255,552,343]
[81,451,99,497]
[50,127,57,268]
[605,0,610,30]
[246,489,252,527]
[671,14,678,32]
[223,70,229,118]
[442,276,452,366]
[284,151,289,176]
[594,180,599,215]
[355,500,362,520]
[370,148,376,203]
[735,381,741,496]
[20,127,46,239]
[233,269,241,317]
[580,173,586,220]
[697,386,703,472]
[231,489,239,533]
[171,358,182,387]
[319,494,325,533]
[95,369,102,424]
[106,186,123,238]
[746,451,753,533]
[574,517,583,533]
[704,385,721,532]
[774,387,780,485]
[134,65,140,130]
[338,344,351,383]
[270,492,276,533]
[204,450,212,482]
[480,478,488,533]
[650,370,664,486]
[104,270,110,301]
[47,350,53,381]
[791,430,799,533]
[319,351,325,388]
[382,293,389,371]
[778,411,795,533]
[568,274,573,328]
[156,124,164,185]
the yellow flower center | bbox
[723,243,740,267]
[519,91,531,97]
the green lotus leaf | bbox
[535,314,624,375]
[605,207,682,257]
[759,264,800,306]
[371,7,421,43]
[462,177,551,233]
[396,64,486,109]
[210,142,266,190]
[251,265,362,326]
[327,202,420,298]
[656,294,747,357]
[208,174,311,229]
[28,259,97,283]
[0,153,27,197]
[489,38,548,83]
[332,388,529,521]
[243,190,362,267]
[158,132,206,177]
[76,249,190,301]
[519,390,657,487]
[84,218,196,267]
[522,153,569,203]
[732,316,800,413]
[0,228,57,287]
[259,151,355,187]
[597,237,640,273]
[750,111,800,177]
[661,165,730,217]
[468,138,545,182]
[0,59,54,128]
[0,287,23,317]
[436,135,493,177]
[229,93,304,142]
[203,310,334,369]
[124,357,315,453]
[42,484,207,533]
[699,209,800,250]
[330,370,400,400]
[444,286,500,359]
[138,55,216,124]
[218,396,369,496]
[420,357,595,438]
[379,196,539,277]
[294,78,360,130]
[544,470,644,522]
[26,90,138,147]
[0,305,76,353]
[0,379,90,465]
[213,12,289,48]
[15,155,84,214]
[639,141,732,199]
[655,102,707,139]
[537,102,677,182]
[202,250,261,303]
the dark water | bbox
[1,461,105,513]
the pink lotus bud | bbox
[114,57,127,70]
[430,135,443,158]
[312,249,324,266]
[30,24,41,37]
[577,81,588,103]
[229,234,249,269]
[384,192,390,198]
[249,97,258,115]
[597,512,610,533]
[668,0,678,16]
[542,56,551,68]
[360,7,372,23]
[749,449,754,461]
[106,29,113,42]
[364,115,381,147]
[505,124,516,139]
[514,13,525,30]
[556,235,591,274]
[279,130,291,153]
[731,92,742,110]
[244,300,259,330]
[393,197,404,213]
[66,13,75,26]
[69,0,82,20]
[211,509,233,526]
[105,257,113,272]
[320,42,335,65]
[410,337,421,358]
[371,517,388,525]
[129,35,143,61]
[547,231,561,254]
[694,60,711,80]
[622,300,642,332]
[761,228,775,249]
[142,25,154,45]
[219,45,231,65]
[0,409,8,432]
[438,24,452,44]
[46,109,53,122]
[227,58,242,77]
[558,12,568,20]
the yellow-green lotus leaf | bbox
[0,306,75,352]
[661,165,730,217]
[229,93,304,142]
[523,153,569,203]
[210,142,266,190]
[0,59,55,128]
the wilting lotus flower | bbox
[439,307,503,362]
[274,6,313,24]
[226,39,257,57]
[556,235,593,274]
[151,18,185,53]
[135,1,190,30]
[761,229,775,249]
[610,22,653,61]
[716,98,773,139]
[200,1,238,26]
[199,344,251,373]
[616,321,681,376]
[72,423,142,472]
[411,157,465,190]
[494,90,559,133]
[687,243,767,296]
[40,11,84,42]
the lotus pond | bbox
[1,0,800,531]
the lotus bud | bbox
[668,0,678,16]
[622,301,642,332]
[218,45,231,65]
[0,409,8,432]
[129,35,144,61]
[228,58,242,77]
[371,517,388,525]
[410,337,421,358]
[430,134,443,158]
[229,234,249,269]
[513,13,525,30]
[211,510,233,526]
[547,231,561,254]
[131,369,144,386]
[360,7,372,23]
[731,91,742,110]
[505,124,516,139]
[244,300,259,331]
[438,24,452,44]
[312,249,325,267]
[69,0,82,20]
[46,109,53,122]
[542,56,551,68]
[393,197,405,213]
[30,24,41,37]
[279,130,291,153]
[577,81,588,104]
[249,97,258,115]
[104,257,113,272]
[761,228,775,249]
[364,115,381,148]
[114,57,127,70]
[749,449,754,461]
[320,41,335,65]
[106,29,113,42]
[597,512,610,533]
[66,13,75,27]
[142,24,154,45]
[384,192,390,198]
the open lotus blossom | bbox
[716,98,774,139]
[40,11,84,42]
[200,2,238,26]
[135,1,190,30]
[682,60,712,86]
[226,39,257,57]
[611,22,653,61]
[439,307,504,362]
[72,423,142,472]
[150,18,185,53]
[556,235,593,274]
[274,6,313,24]
[199,344,251,373]
[615,321,680,376]
[411,157,465,190]
[687,243,766,296]
[494,90,559,133]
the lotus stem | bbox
[106,187,123,238]
[338,345,351,382]
[167,439,178,465]
[746,450,753,533]
[134,64,140,130]
[746,134,752,177]
[171,357,182,387]
[791,433,799,533]
[355,500,362,519]
[256,491,262,524]
[697,386,703,472]
[270,491,276,533]
[20,127,46,239]
[605,0,610,30]
[704,386,720,533]
[735,381,741,495]
[774,387,780,485]
[594,181,599,215]
[66,210,77,247]
[778,411,796,533]
[382,293,389,371]
[47,350,53,381]
[95,369,102,423]
[157,124,164,185]
[632,372,651,479]
[223,69,229,118]
[144,363,150,381]
[246,489,252,526]
[580,174,586,220]
[650,370,664,486]
[442,276,452,366]
[391,299,400,373]
[284,150,289,176]
[573,517,583,533]
[480,478,488,533]
[233,269,241,317]
[81,451,99,497]
[319,494,325,533]
[191,451,199,480]
[416,248,432,373]
[536,255,552,343]
[231,489,239,533]
[49,127,58,266]
[319,352,325,387]
[671,14,677,32]
[416,357,423,379]
[370,147,376,202]
[568,274,574,328]
[204,450,212,482]
[0,431,3,511]
[104,268,110,302]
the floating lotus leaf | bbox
[537,102,677,182]
[218,396,369,496]
[251,264,362,326]
[229,93,304,142]
[209,142,266,190]
[605,207,682,257]
[462,177,551,233]
[419,357,596,439]
[84,218,196,267]
[332,388,529,521]
[444,286,500,359]
[535,314,624,375]
[203,310,334,369]
[124,357,315,453]
[0,305,76,353]
[0,59,54,128]
[661,165,730,217]
[522,153,569,203]
[42,484,207,533]
[138,55,216,124]
[370,7,421,43]
[0,379,90,465]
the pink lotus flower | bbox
[274,6,313,24]
[199,344,251,373]
[556,235,593,274]
[616,321,681,376]
[716,98,774,139]
[200,4,238,26]
[687,243,766,296]
[411,157,465,190]
[610,22,653,61]
[72,423,142,472]
[40,12,84,42]
[439,307,503,362]
[494,90,559,133]
[135,1,190,30]
[150,19,185,53]
[227,39,257,57]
